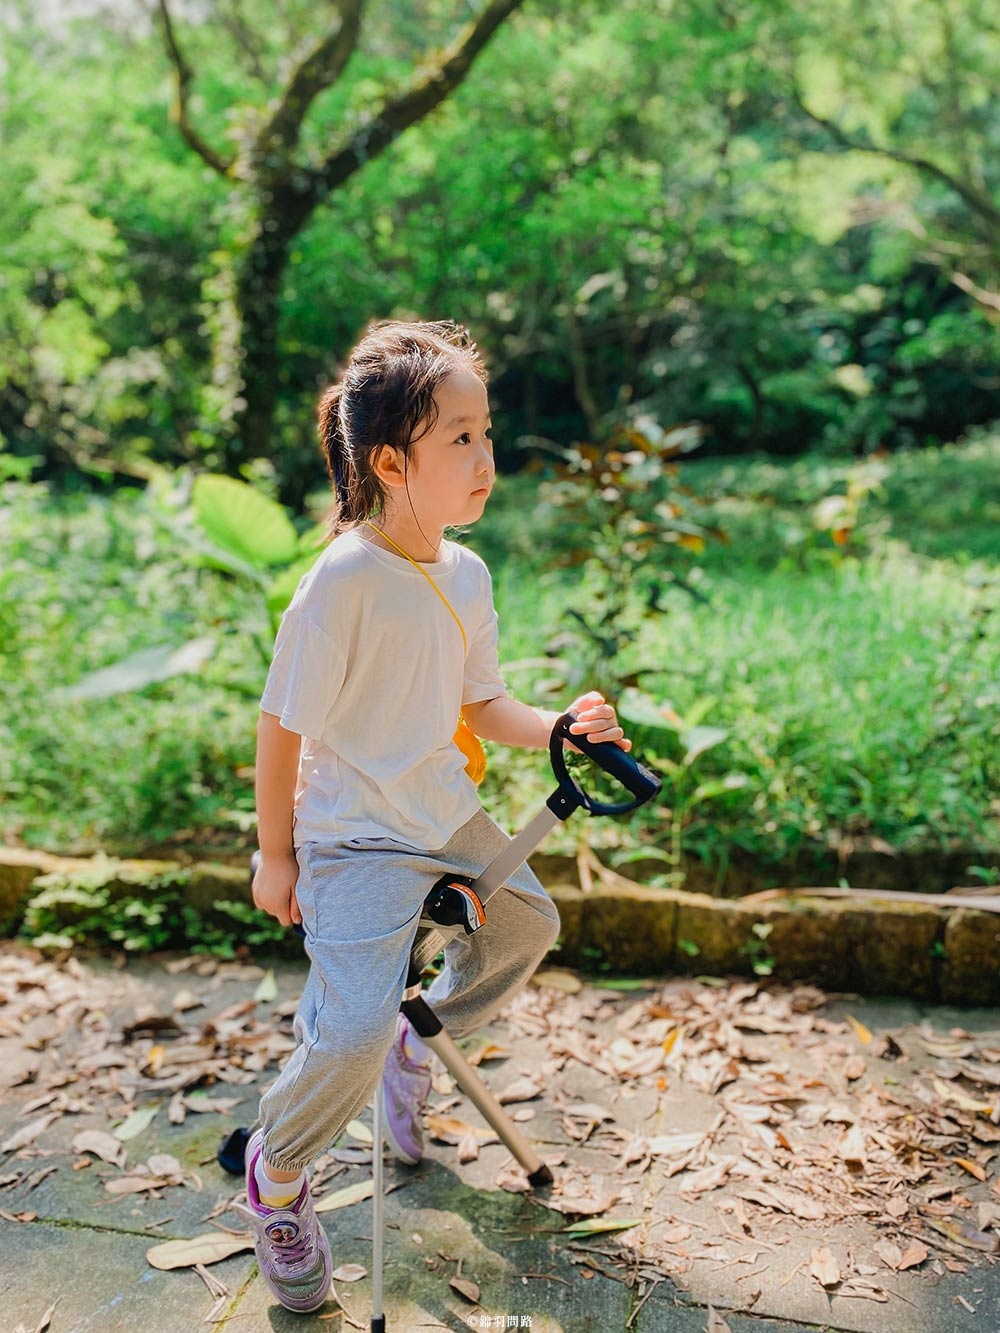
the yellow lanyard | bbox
[361,522,467,653]
[361,522,486,784]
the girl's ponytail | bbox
[318,383,347,496]
[317,382,362,536]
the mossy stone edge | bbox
[1,847,996,1002]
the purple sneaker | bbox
[238,1131,332,1313]
[381,1014,432,1165]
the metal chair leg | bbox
[370,1079,386,1332]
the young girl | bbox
[245,319,630,1313]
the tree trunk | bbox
[160,0,527,473]
[226,228,290,472]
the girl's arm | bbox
[253,709,303,927]
[464,690,631,752]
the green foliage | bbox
[480,436,1000,869]
[23,860,193,953]
[1,1,997,493]
[741,922,776,978]
[527,419,717,693]
[2,439,999,904]
[20,857,287,956]
[0,479,261,849]
[51,473,322,706]
[183,899,291,960]
[617,693,750,885]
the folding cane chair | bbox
[220,711,661,1332]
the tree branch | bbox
[215,0,271,85]
[946,269,1000,315]
[794,97,1000,235]
[300,0,525,213]
[253,0,364,170]
[157,0,235,176]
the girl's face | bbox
[405,369,495,530]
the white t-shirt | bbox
[260,530,507,849]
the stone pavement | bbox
[2,946,999,1333]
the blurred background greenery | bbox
[2,0,998,950]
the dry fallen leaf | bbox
[706,1307,733,1333]
[845,1014,873,1045]
[181,1092,242,1115]
[14,1299,59,1333]
[531,969,583,994]
[331,1263,367,1282]
[679,1159,736,1197]
[898,1241,929,1271]
[105,1175,175,1197]
[147,1153,182,1177]
[809,1246,841,1288]
[933,1078,993,1116]
[953,1157,988,1182]
[345,1119,373,1146]
[71,1129,126,1166]
[496,1077,542,1105]
[646,1131,705,1158]
[458,1132,481,1163]
[1,1112,61,1154]
[425,1113,498,1146]
[838,1124,867,1165]
[253,969,278,1003]
[874,1239,903,1270]
[146,1233,254,1270]
[661,1223,692,1244]
[449,1276,481,1303]
[464,1040,511,1066]
[313,1180,374,1214]
[843,1055,867,1081]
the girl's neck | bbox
[362,512,444,564]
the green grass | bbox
[481,433,1000,867]
[1,434,998,879]
[0,483,263,850]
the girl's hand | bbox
[567,691,632,752]
[252,851,302,928]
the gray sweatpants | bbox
[258,808,560,1172]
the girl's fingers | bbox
[567,694,631,750]
[570,711,618,732]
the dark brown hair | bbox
[317,319,487,534]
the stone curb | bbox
[2,847,999,1003]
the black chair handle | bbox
[548,711,662,818]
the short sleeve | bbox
[462,571,506,707]
[260,609,347,741]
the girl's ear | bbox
[371,444,407,489]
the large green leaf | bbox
[60,637,216,701]
[679,725,729,767]
[193,475,298,569]
[618,687,682,734]
[689,774,749,807]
